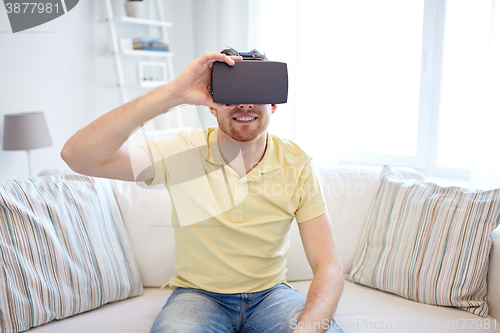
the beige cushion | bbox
[286,166,424,281]
[346,166,500,317]
[38,168,176,288]
[0,175,143,332]
[487,227,500,320]
[29,282,497,333]
[322,281,498,333]
[108,180,175,288]
[26,288,171,333]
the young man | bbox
[61,49,344,333]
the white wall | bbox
[0,0,198,181]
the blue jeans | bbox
[150,283,344,333]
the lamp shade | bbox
[3,112,52,151]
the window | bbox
[248,0,496,178]
[437,0,492,170]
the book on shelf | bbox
[133,37,169,52]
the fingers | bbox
[200,53,243,67]
[200,53,225,66]
[226,55,243,65]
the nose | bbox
[237,104,254,109]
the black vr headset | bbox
[210,52,288,105]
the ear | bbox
[209,107,218,117]
[271,104,278,114]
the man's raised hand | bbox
[167,52,242,108]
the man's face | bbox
[209,103,277,142]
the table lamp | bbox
[2,112,53,177]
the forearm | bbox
[61,83,179,171]
[293,264,344,333]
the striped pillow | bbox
[346,166,500,317]
[0,175,143,333]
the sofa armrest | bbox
[488,225,500,320]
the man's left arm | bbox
[293,212,344,333]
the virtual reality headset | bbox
[211,60,288,105]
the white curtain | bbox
[247,0,425,169]
[248,0,341,168]
[249,0,500,183]
[469,0,500,190]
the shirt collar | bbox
[205,127,282,177]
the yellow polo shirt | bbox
[139,127,327,293]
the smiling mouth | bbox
[233,117,258,122]
[233,117,257,121]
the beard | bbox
[217,112,270,142]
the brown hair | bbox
[220,47,268,61]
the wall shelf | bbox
[115,16,173,27]
[120,50,174,58]
[102,0,187,144]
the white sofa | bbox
[24,166,500,333]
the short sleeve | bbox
[294,159,327,223]
[139,138,169,187]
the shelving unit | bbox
[121,49,175,58]
[115,15,173,27]
[102,0,190,144]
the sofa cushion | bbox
[286,166,425,282]
[108,179,174,288]
[27,282,497,333]
[26,287,171,333]
[346,166,500,317]
[0,175,143,333]
[38,168,175,289]
[487,227,500,321]
[327,281,497,333]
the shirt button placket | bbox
[231,181,244,222]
